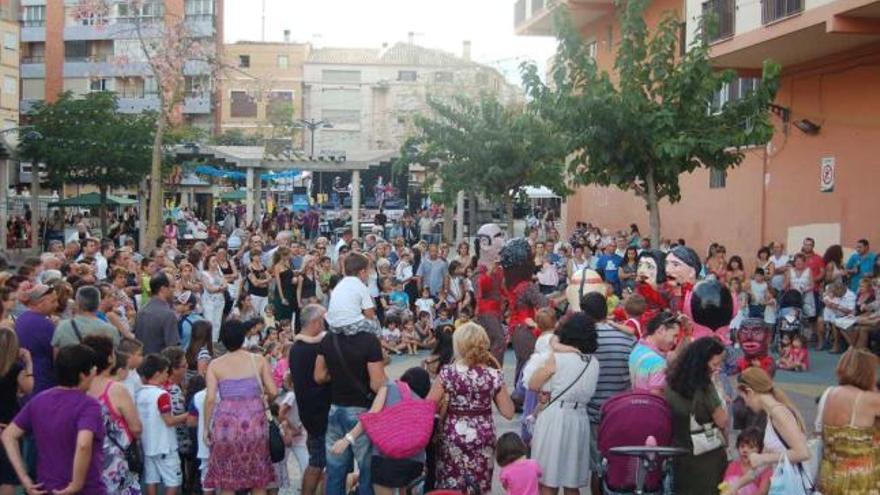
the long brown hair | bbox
[186,320,214,370]
[0,327,20,377]
[738,367,806,432]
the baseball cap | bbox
[26,284,54,303]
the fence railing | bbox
[702,0,735,42]
[762,0,803,24]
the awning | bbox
[48,192,137,208]
[523,186,560,199]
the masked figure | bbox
[633,249,670,321]
[474,223,508,365]
[500,238,549,399]
[664,245,701,313]
[686,278,736,344]
[565,267,604,313]
[735,318,774,376]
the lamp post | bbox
[296,118,332,202]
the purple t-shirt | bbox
[14,387,106,494]
[15,310,57,393]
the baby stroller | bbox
[777,289,806,347]
[598,392,686,494]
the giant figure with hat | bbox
[474,223,508,366]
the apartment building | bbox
[0,0,18,132]
[20,0,223,131]
[220,36,310,140]
[302,38,521,155]
[515,0,880,255]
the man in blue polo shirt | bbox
[846,239,876,292]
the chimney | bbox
[462,40,472,61]
[408,31,415,45]
[283,30,291,43]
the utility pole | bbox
[296,119,332,201]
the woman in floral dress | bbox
[427,323,516,493]
[83,334,142,494]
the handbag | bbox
[250,353,286,463]
[807,387,834,482]
[107,433,144,475]
[689,389,725,456]
[360,381,436,459]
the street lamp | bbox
[296,119,333,203]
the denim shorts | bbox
[307,432,326,468]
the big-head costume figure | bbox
[733,318,774,430]
[664,245,701,313]
[615,249,670,327]
[500,238,549,389]
[474,223,508,365]
[566,267,605,313]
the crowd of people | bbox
[0,208,878,495]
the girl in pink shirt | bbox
[497,432,542,495]
[720,427,772,495]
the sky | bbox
[223,0,558,86]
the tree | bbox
[23,92,153,235]
[399,93,569,235]
[521,0,781,246]
[212,129,262,146]
[73,0,218,246]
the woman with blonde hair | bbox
[737,367,812,488]
[427,322,515,493]
[271,246,295,325]
[0,326,32,495]
[817,348,880,494]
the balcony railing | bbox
[515,0,526,26]
[762,0,803,24]
[22,20,46,28]
[702,0,735,42]
[185,13,214,23]
[64,55,112,63]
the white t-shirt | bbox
[332,238,348,263]
[770,254,790,290]
[193,390,209,460]
[415,297,435,318]
[395,262,413,282]
[750,280,768,304]
[326,276,374,327]
[123,370,142,399]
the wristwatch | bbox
[345,433,356,444]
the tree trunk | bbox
[98,185,108,239]
[442,203,454,243]
[505,195,515,237]
[30,171,40,253]
[467,191,477,238]
[644,168,662,248]
[145,112,167,247]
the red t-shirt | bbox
[805,253,824,282]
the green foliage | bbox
[212,129,262,146]
[23,91,154,189]
[398,93,569,207]
[266,101,297,139]
[521,0,781,241]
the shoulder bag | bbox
[360,381,436,459]
[250,353,286,463]
[107,429,145,475]
[689,388,726,456]
[71,319,84,342]
[768,410,817,494]
[523,354,592,438]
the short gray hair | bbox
[300,304,326,329]
[75,285,101,313]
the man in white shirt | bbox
[769,242,790,291]
[332,230,353,264]
[95,241,115,281]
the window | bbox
[322,109,360,125]
[89,78,112,92]
[323,70,361,84]
[434,71,454,83]
[117,1,163,23]
[709,82,729,114]
[145,77,158,96]
[269,91,293,103]
[238,55,250,68]
[3,33,16,51]
[185,75,211,96]
[709,168,727,189]
[230,90,257,118]
[3,76,15,95]
[702,0,735,42]
[586,40,598,59]
[762,0,803,24]
[397,70,417,82]
[23,5,46,27]
[64,41,89,62]
[185,0,214,16]
[277,55,289,69]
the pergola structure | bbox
[178,145,399,238]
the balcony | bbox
[514,0,613,36]
[20,61,44,78]
[708,0,880,70]
[762,0,804,24]
[116,96,160,114]
[183,95,211,114]
[21,26,45,42]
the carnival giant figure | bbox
[474,223,508,366]
[500,238,549,398]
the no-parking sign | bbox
[820,156,835,192]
